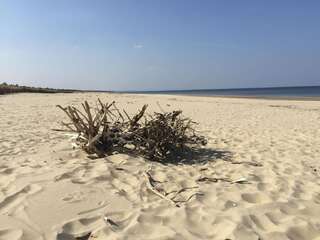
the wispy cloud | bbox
[146,65,160,71]
[72,44,80,50]
[133,44,143,49]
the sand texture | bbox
[0,93,320,240]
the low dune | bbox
[0,92,319,240]
[0,83,77,95]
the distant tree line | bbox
[0,82,77,95]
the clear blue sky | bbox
[1,0,319,91]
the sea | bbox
[128,86,320,98]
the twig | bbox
[175,192,204,204]
[197,177,231,183]
[51,128,73,132]
[143,171,179,207]
[168,186,199,200]
[225,160,263,167]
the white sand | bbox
[0,92,320,240]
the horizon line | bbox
[118,85,320,93]
[2,82,320,93]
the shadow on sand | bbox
[88,146,233,166]
[148,147,233,166]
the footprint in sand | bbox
[0,168,14,175]
[0,184,42,214]
[286,223,320,240]
[61,191,86,203]
[56,216,102,240]
[241,192,270,204]
[0,229,23,240]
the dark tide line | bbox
[122,86,320,101]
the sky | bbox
[1,0,320,91]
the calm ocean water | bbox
[129,86,320,98]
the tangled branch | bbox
[57,99,207,163]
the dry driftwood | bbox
[144,168,202,207]
[57,99,207,163]
[143,171,179,206]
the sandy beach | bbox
[0,92,320,240]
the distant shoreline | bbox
[2,84,320,101]
[120,85,320,100]
[3,91,320,101]
[117,92,320,101]
[182,94,320,101]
